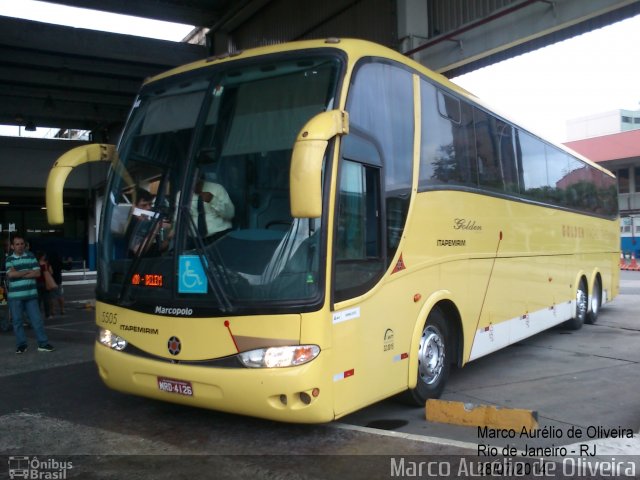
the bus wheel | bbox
[585,277,602,324]
[564,279,587,330]
[404,308,450,406]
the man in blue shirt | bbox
[5,235,54,354]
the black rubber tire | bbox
[563,278,587,330]
[585,277,601,325]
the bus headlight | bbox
[98,328,127,351]
[239,345,320,368]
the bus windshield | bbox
[97,54,341,314]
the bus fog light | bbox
[239,345,320,368]
[299,392,311,405]
[98,328,127,351]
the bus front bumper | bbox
[94,342,334,423]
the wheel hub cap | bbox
[576,288,587,321]
[418,328,444,385]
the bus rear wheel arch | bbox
[403,306,452,406]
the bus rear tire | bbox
[402,307,450,406]
[564,278,587,330]
[585,277,601,325]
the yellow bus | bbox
[46,39,619,423]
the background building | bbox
[567,108,640,141]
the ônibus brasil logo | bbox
[8,456,73,479]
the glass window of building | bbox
[618,168,630,194]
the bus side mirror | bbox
[46,143,116,225]
[290,110,349,218]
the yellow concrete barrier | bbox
[426,399,538,431]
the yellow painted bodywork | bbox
[89,39,619,423]
[97,303,302,360]
[330,188,619,417]
[96,303,336,423]
[290,110,349,218]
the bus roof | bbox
[144,38,472,97]
[143,38,614,179]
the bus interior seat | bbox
[248,150,291,230]
[251,192,290,230]
[214,229,285,276]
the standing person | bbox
[48,252,65,316]
[5,235,54,353]
[36,251,53,320]
[4,239,23,329]
[0,243,9,332]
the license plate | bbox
[157,377,193,396]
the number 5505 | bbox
[101,312,118,324]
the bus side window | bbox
[473,108,519,193]
[420,84,475,188]
[545,147,570,206]
[517,130,548,202]
[346,60,414,271]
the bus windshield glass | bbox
[97,54,341,313]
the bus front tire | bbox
[403,308,450,406]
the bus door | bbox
[331,133,412,416]
[330,61,416,416]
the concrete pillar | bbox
[397,0,429,53]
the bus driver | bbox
[191,176,234,244]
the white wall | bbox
[566,110,622,141]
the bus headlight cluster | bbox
[98,328,127,351]
[239,345,320,368]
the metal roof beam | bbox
[0,16,206,130]
[0,16,206,67]
[412,0,640,74]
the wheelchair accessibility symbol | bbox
[178,255,208,294]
